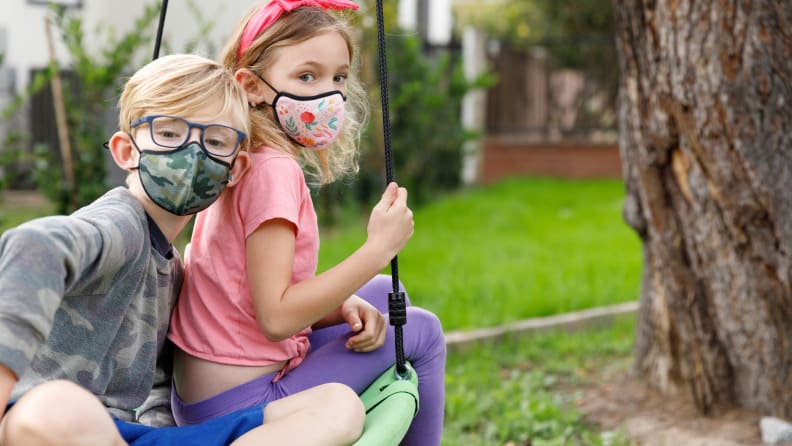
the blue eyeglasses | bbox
[131,115,246,157]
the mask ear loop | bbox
[251,71,279,107]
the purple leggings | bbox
[171,274,446,446]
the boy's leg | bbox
[231,383,364,446]
[0,380,125,446]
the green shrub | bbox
[316,29,495,224]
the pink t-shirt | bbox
[168,146,319,378]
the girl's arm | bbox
[247,182,412,341]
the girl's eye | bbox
[298,73,316,82]
[334,74,348,83]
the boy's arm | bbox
[0,211,143,385]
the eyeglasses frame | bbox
[130,115,246,158]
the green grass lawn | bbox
[0,193,55,230]
[317,176,642,331]
[443,315,635,445]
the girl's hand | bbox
[341,296,387,352]
[366,182,414,261]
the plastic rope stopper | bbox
[388,292,407,326]
[388,291,408,376]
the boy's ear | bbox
[107,131,138,170]
[228,150,250,187]
[235,68,269,106]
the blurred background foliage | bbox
[1,2,160,213]
[1,0,615,216]
[454,0,615,70]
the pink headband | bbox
[238,0,359,60]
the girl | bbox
[167,1,446,445]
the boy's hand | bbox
[341,296,386,352]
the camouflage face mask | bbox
[137,141,232,216]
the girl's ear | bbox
[235,68,270,106]
[107,131,139,171]
[228,150,250,187]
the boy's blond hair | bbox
[118,54,250,149]
[221,5,369,185]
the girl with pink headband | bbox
[167,1,447,445]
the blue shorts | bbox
[6,402,263,446]
[115,404,264,445]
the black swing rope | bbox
[153,0,169,60]
[374,0,410,379]
[150,0,410,379]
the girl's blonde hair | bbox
[118,54,250,150]
[221,5,369,185]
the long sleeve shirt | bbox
[0,187,183,426]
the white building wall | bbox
[397,0,453,46]
[426,0,451,46]
[397,0,417,32]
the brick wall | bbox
[481,136,623,183]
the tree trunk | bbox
[613,0,792,417]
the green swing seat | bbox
[352,362,419,446]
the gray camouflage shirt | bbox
[0,187,183,426]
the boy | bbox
[0,54,363,446]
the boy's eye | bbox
[155,128,184,143]
[160,130,179,138]
[204,137,226,148]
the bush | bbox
[316,31,494,224]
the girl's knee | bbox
[319,383,364,442]
[406,307,446,356]
[408,307,443,334]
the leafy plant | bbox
[316,34,495,227]
[37,2,160,212]
[1,1,223,213]
[454,0,618,122]
[369,33,495,205]
[312,2,494,224]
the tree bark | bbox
[613,0,792,416]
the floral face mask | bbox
[255,74,346,151]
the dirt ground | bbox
[576,369,766,446]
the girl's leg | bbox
[232,383,364,446]
[290,275,446,446]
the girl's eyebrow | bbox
[293,61,350,71]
